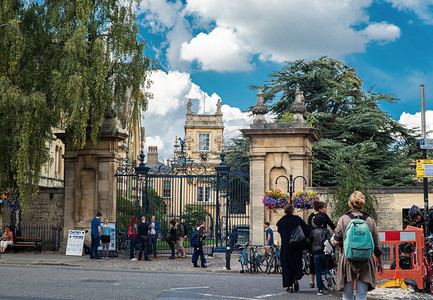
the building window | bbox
[163,180,171,198]
[197,186,211,202]
[198,133,210,151]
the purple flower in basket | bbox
[262,189,290,212]
[292,191,319,209]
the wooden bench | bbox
[9,237,42,254]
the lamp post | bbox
[275,174,307,200]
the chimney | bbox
[146,146,161,165]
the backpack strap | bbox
[347,213,369,221]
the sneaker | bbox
[326,275,333,288]
[130,258,138,261]
[310,283,315,288]
[204,262,210,266]
[317,290,324,296]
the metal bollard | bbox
[226,245,231,270]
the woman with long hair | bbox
[128,216,138,261]
[100,219,111,259]
[277,203,309,293]
[193,225,207,268]
[167,219,177,259]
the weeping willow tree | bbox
[0,0,154,208]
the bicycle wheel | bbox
[266,255,277,274]
[302,254,311,275]
[120,239,130,255]
[240,257,248,274]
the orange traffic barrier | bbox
[376,226,424,290]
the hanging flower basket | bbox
[262,189,290,212]
[292,191,319,209]
[1,189,21,211]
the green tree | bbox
[1,0,154,207]
[260,57,418,189]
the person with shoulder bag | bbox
[277,203,310,293]
[100,219,111,259]
[128,216,139,261]
[334,191,384,300]
[166,219,177,259]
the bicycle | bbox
[302,250,311,275]
[266,245,281,274]
[249,245,268,273]
[236,242,250,274]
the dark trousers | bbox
[90,234,100,259]
[129,237,138,259]
[149,234,157,255]
[191,247,207,264]
[193,247,205,266]
[281,245,303,288]
[169,242,175,257]
[138,235,149,260]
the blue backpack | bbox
[343,213,374,261]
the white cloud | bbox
[142,70,254,160]
[398,110,433,136]
[361,22,401,43]
[385,0,433,24]
[180,27,253,72]
[138,0,402,72]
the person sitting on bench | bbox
[0,226,13,253]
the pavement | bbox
[0,251,241,273]
[1,251,433,299]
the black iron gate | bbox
[115,147,250,256]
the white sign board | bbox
[98,222,117,251]
[66,230,86,256]
[420,138,433,149]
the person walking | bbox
[167,219,177,259]
[191,222,208,266]
[137,216,151,261]
[100,219,111,259]
[307,201,336,288]
[175,220,186,258]
[264,222,274,255]
[310,214,332,295]
[334,191,384,300]
[128,216,138,261]
[193,226,207,268]
[90,212,102,259]
[277,203,309,293]
[148,215,160,258]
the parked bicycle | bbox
[302,250,311,275]
[249,245,268,273]
[235,242,250,274]
[266,245,281,274]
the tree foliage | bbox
[0,0,154,207]
[260,57,418,189]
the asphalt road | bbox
[0,264,340,300]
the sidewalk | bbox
[0,251,242,273]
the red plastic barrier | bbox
[376,226,424,290]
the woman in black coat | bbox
[166,219,177,259]
[277,203,310,293]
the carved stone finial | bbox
[186,99,193,115]
[215,99,222,115]
[251,86,268,125]
[290,84,307,124]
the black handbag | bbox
[289,225,306,245]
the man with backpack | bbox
[334,191,383,300]
[175,220,187,258]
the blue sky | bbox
[138,0,433,160]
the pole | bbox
[289,174,293,199]
[421,84,429,237]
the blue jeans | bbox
[130,238,138,259]
[192,247,207,264]
[343,280,369,300]
[90,234,100,259]
[313,254,329,291]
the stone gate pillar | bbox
[57,117,128,251]
[241,86,320,245]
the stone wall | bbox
[1,186,64,228]
[310,186,429,230]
